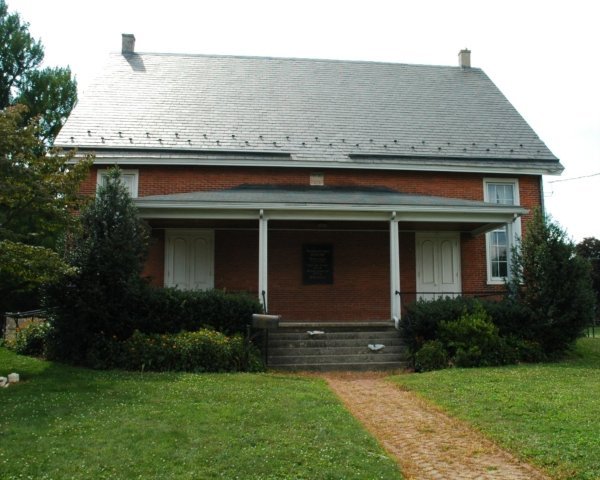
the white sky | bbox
[7,0,600,242]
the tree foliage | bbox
[0,105,91,312]
[509,209,595,355]
[45,168,150,363]
[576,237,600,316]
[0,0,77,143]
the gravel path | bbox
[323,372,550,480]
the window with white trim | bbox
[96,169,139,198]
[484,179,520,283]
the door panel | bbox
[171,237,189,288]
[416,233,461,300]
[440,240,455,285]
[421,240,436,286]
[192,237,212,290]
[165,230,214,290]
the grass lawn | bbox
[392,338,600,480]
[0,349,402,480]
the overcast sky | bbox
[7,0,600,241]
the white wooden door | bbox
[415,233,461,300]
[165,229,214,290]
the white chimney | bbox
[458,49,471,68]
[122,34,136,54]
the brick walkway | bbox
[323,372,550,480]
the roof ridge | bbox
[114,51,483,71]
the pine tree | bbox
[509,209,595,355]
[46,168,150,363]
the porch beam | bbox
[258,211,269,312]
[390,214,401,321]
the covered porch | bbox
[135,185,525,322]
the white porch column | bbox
[390,213,401,321]
[506,219,514,280]
[258,210,269,312]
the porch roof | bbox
[135,185,525,234]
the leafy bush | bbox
[481,299,532,339]
[11,322,51,357]
[135,287,263,336]
[85,329,264,372]
[415,340,448,372]
[400,296,480,354]
[439,306,523,368]
[509,209,595,356]
[507,337,546,363]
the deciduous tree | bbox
[0,0,77,143]
[0,105,91,312]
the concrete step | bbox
[268,352,407,366]
[268,345,406,356]
[268,339,405,349]
[265,324,408,371]
[268,331,402,341]
[272,362,408,372]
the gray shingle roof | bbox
[137,184,526,212]
[56,52,560,169]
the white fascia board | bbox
[69,151,564,176]
[135,200,525,223]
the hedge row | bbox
[86,329,264,372]
[45,285,263,365]
[134,287,263,336]
[11,323,264,373]
[400,297,546,371]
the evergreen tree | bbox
[46,168,150,363]
[509,209,595,355]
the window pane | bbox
[100,173,135,197]
[489,225,509,280]
[487,183,514,205]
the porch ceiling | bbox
[135,185,526,235]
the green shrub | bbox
[135,287,263,336]
[415,340,448,372]
[11,322,51,357]
[439,307,519,368]
[481,299,532,339]
[400,296,480,354]
[86,329,264,373]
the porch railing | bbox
[396,290,508,305]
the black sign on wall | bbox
[303,244,333,284]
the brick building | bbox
[56,36,563,323]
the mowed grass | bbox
[0,349,402,480]
[392,338,600,480]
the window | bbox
[483,179,520,284]
[96,169,139,198]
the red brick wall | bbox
[215,230,258,293]
[267,229,389,321]
[82,165,541,209]
[87,165,542,321]
[142,229,165,285]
